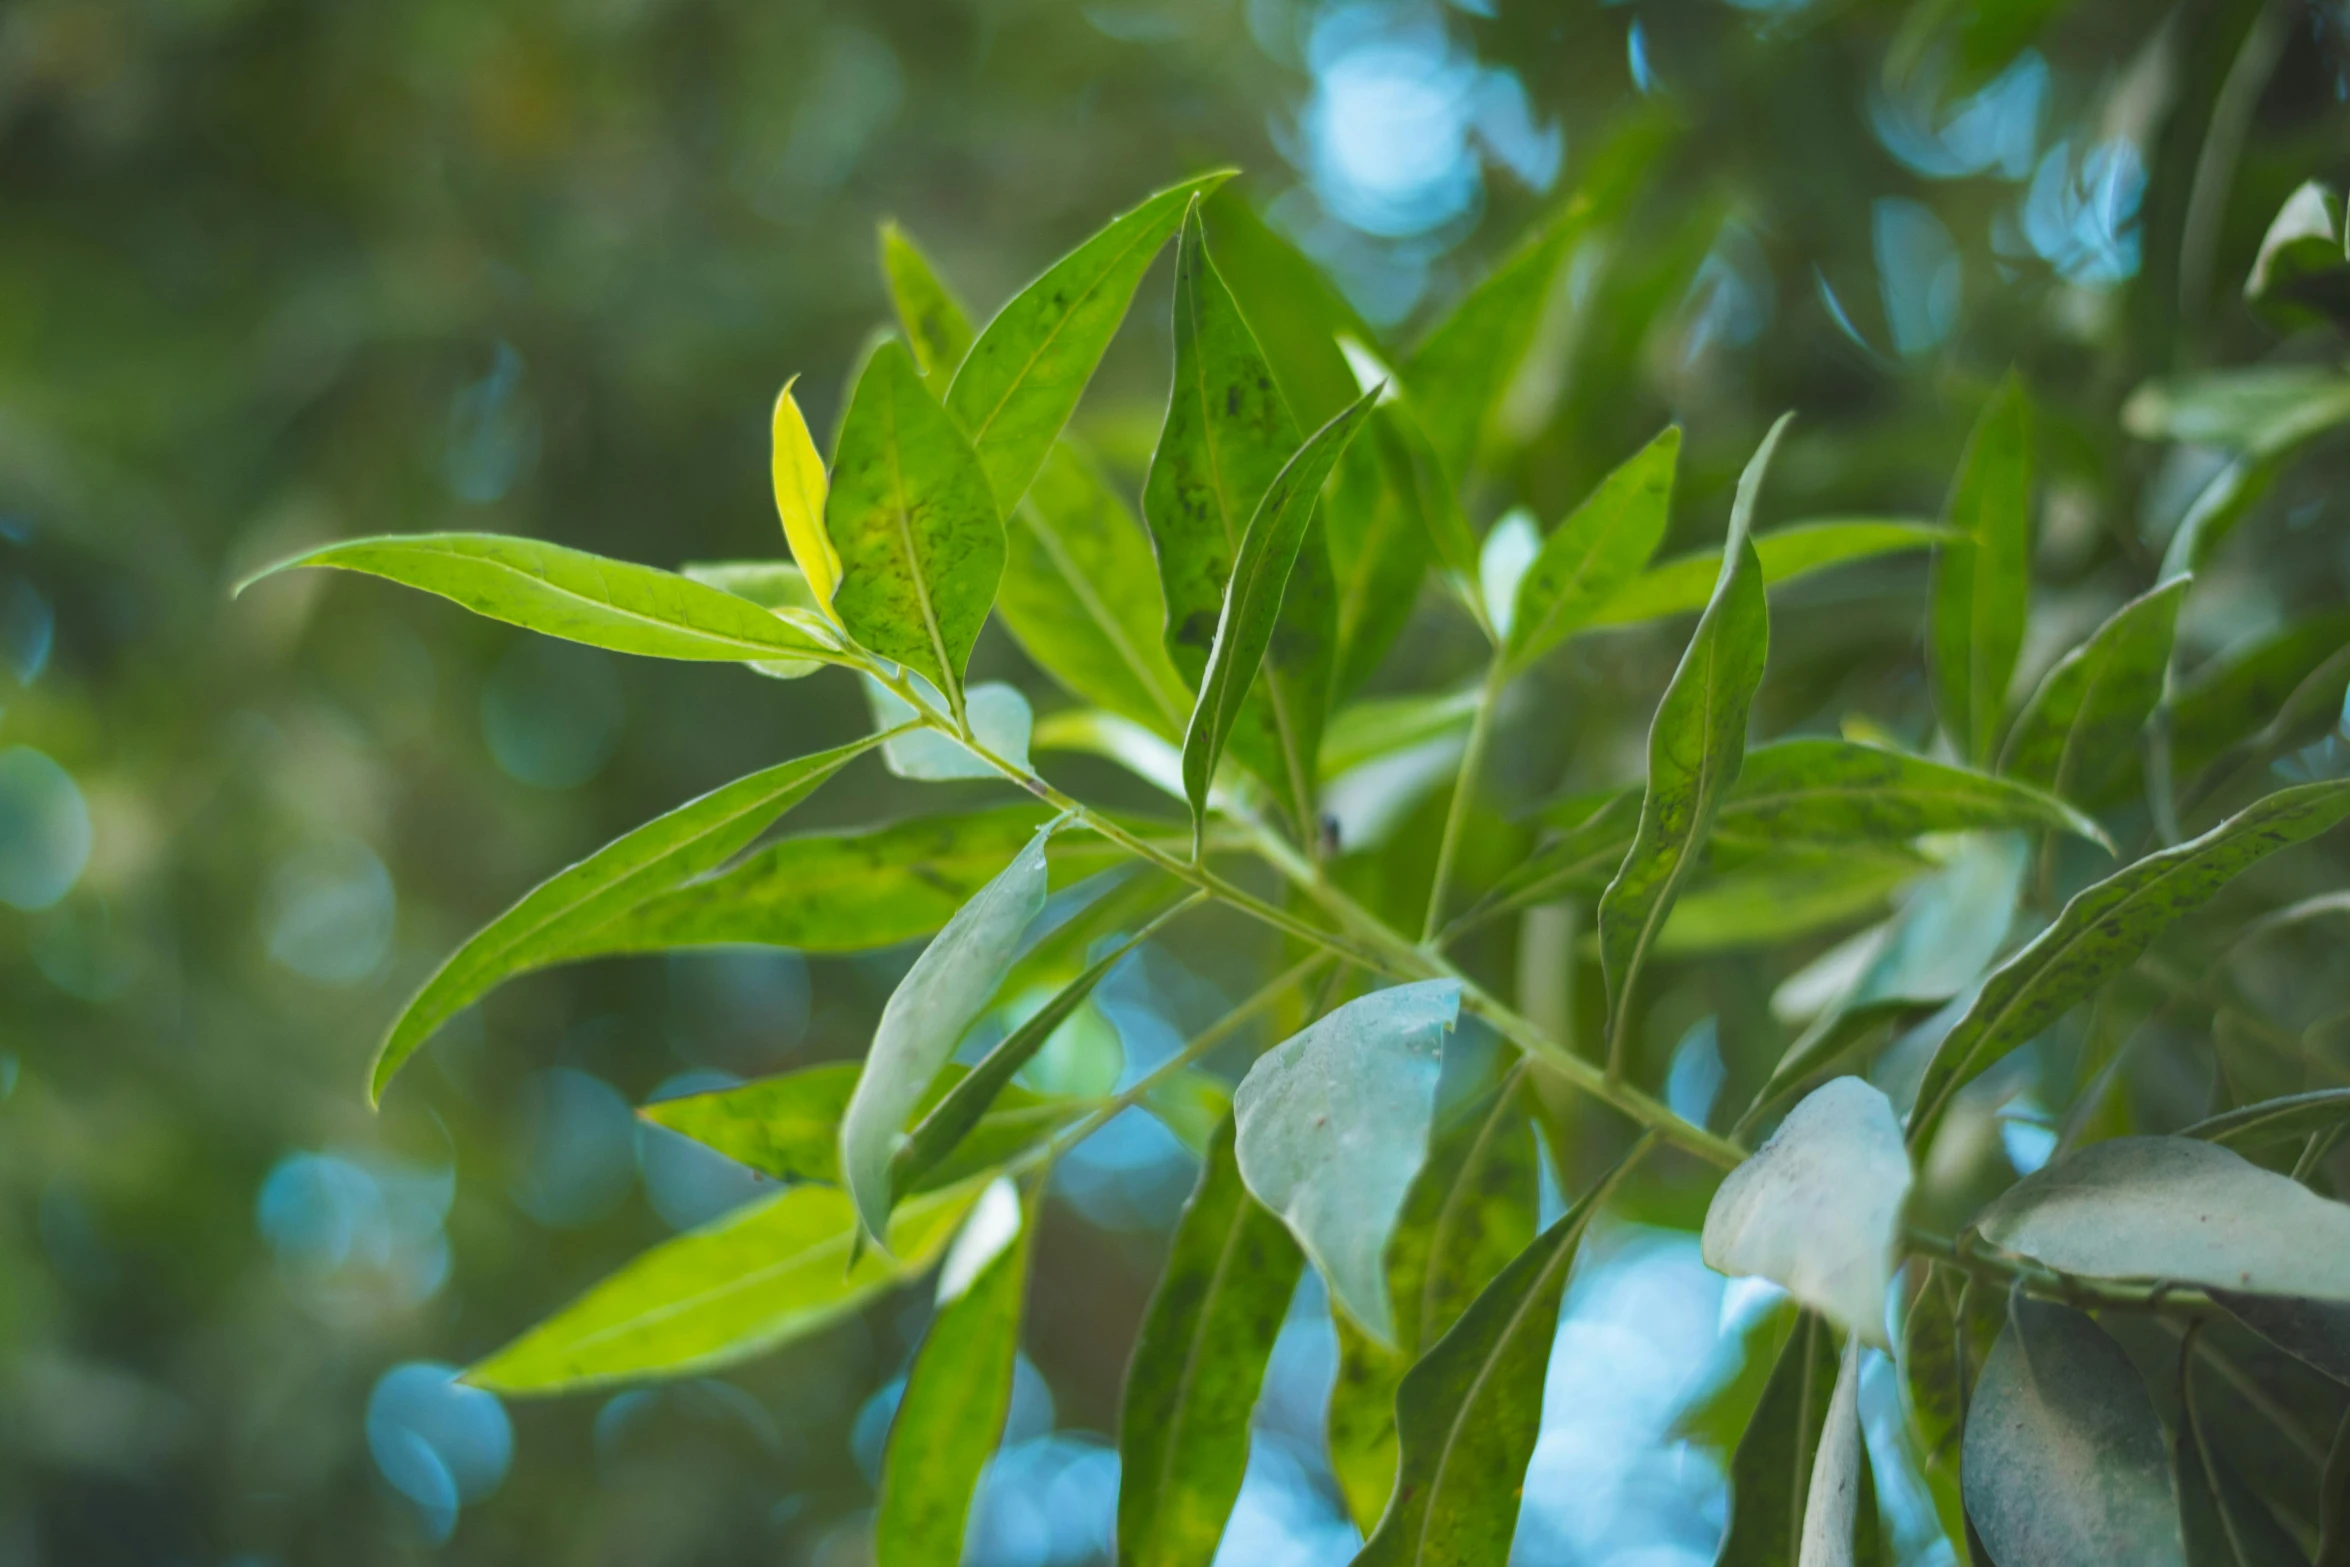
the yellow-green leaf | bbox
[1930,375,2033,765]
[772,376,841,614]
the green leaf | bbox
[1329,1074,1542,1530]
[1961,1299,2185,1567]
[2320,1408,2350,1567]
[1717,1310,1843,1567]
[1201,184,1375,429]
[679,560,828,678]
[999,442,1191,735]
[1968,1136,2350,1303]
[1703,1077,1911,1346]
[1324,416,1435,700]
[1403,199,1580,483]
[1117,1116,1305,1567]
[2173,1338,2310,1567]
[2170,609,2350,783]
[2122,364,2350,457]
[1745,1001,1941,1137]
[840,821,1055,1242]
[2183,1089,2350,1150]
[876,1182,1030,1567]
[891,906,1178,1202]
[1597,414,1786,1071]
[562,804,1133,958]
[1233,979,1459,1345]
[948,171,1234,513]
[867,677,1032,781]
[1375,398,1484,600]
[1179,388,1379,836]
[825,339,1006,708]
[1146,205,1340,827]
[1656,846,1925,956]
[1908,780,2350,1146]
[1448,790,1642,931]
[1352,1145,1631,1567]
[1503,426,1678,671]
[1901,1264,2002,1549]
[1587,520,1954,630]
[1799,1336,1867,1567]
[1716,739,2112,853]
[467,1177,986,1395]
[1321,686,1480,778]
[1999,579,2188,801]
[368,734,882,1103]
[240,532,848,666]
[1930,375,2034,765]
[638,1062,1080,1191]
[880,220,976,380]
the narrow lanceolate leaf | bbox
[1200,185,1373,427]
[566,805,1131,959]
[2172,1344,2310,1567]
[1504,426,1679,671]
[1716,739,2112,852]
[1403,197,1582,483]
[892,908,1177,1201]
[1961,1300,2186,1567]
[1598,415,1786,1069]
[881,220,976,380]
[1999,578,2188,801]
[825,339,1005,705]
[367,734,880,1102]
[1902,1264,2001,1545]
[2169,609,2350,781]
[2183,1088,2350,1150]
[681,559,827,677]
[1798,1337,1866,1567]
[1000,443,1191,735]
[773,379,842,613]
[876,1184,1030,1567]
[1147,206,1338,824]
[1353,1149,1632,1567]
[1703,1077,1911,1347]
[1324,418,1434,700]
[840,823,1055,1243]
[239,533,846,665]
[467,1178,985,1395]
[1587,520,1954,630]
[1179,389,1379,835]
[949,171,1235,512]
[1450,791,1643,931]
[1718,1311,1843,1567]
[1118,1117,1305,1567]
[1908,779,2350,1146]
[1330,1075,1542,1530]
[640,1062,1079,1191]
[1930,375,2033,765]
[1968,1137,2350,1302]
[1233,980,1459,1345]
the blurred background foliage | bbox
[2,0,2347,1562]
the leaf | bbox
[1587,520,1954,630]
[679,559,827,678]
[2183,1089,2350,1150]
[880,220,976,380]
[1323,416,1434,700]
[1907,780,2350,1145]
[2122,364,2350,457]
[2320,1408,2350,1567]
[772,377,841,612]
[1352,1145,1632,1567]
[639,1062,1079,1191]
[1929,375,2033,765]
[1961,1299,2186,1567]
[561,804,1134,957]
[999,442,1191,735]
[1999,578,2188,801]
[1967,1136,2350,1303]
[1403,198,1580,483]
[840,821,1055,1242]
[948,171,1235,512]
[1146,205,1339,826]
[1902,1265,2002,1544]
[867,677,1033,780]
[825,339,1005,707]
[1504,427,1678,670]
[1657,847,1926,956]
[2173,1338,2310,1567]
[466,1177,986,1395]
[1375,398,1483,599]
[1798,1336,1866,1567]
[1321,686,1480,778]
[1448,790,1642,930]
[1117,1116,1305,1567]
[1179,389,1379,836]
[1597,415,1786,1068]
[1329,1075,1542,1530]
[1200,184,1374,428]
[240,532,847,666]
[1716,739,2112,852]
[891,909,1174,1202]
[1232,979,1459,1344]
[1718,1311,1844,1567]
[2169,609,2350,782]
[876,1182,1029,1567]
[1703,1077,1911,1346]
[368,734,881,1102]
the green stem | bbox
[1420,655,1507,944]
